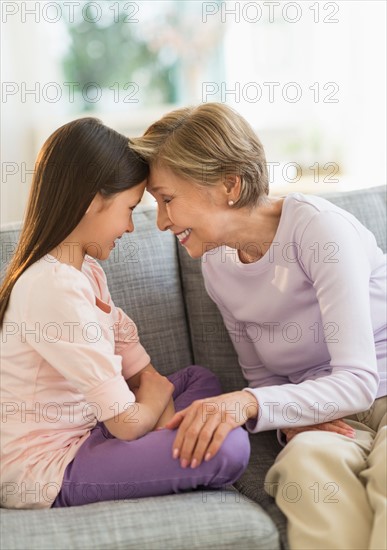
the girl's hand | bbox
[154,398,176,430]
[282,419,356,443]
[105,371,174,441]
[134,370,175,405]
[164,391,258,469]
[134,370,174,411]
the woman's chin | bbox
[183,245,206,259]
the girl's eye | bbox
[163,198,172,204]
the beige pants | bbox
[265,396,387,550]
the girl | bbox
[129,103,387,550]
[0,117,250,509]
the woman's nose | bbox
[157,205,171,232]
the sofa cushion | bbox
[176,250,245,394]
[0,490,280,550]
[0,206,193,377]
[321,185,386,252]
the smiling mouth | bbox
[175,228,192,245]
[111,237,121,248]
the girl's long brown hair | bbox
[0,117,148,326]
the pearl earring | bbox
[228,200,234,206]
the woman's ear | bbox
[223,174,242,203]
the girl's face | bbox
[147,165,232,258]
[80,181,146,261]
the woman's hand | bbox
[164,391,258,469]
[282,419,356,443]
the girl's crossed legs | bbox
[53,365,250,507]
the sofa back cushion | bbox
[0,206,193,376]
[178,185,387,393]
[320,185,386,252]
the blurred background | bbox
[1,0,386,223]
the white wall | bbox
[1,0,386,224]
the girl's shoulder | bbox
[7,255,105,325]
[13,255,96,307]
[81,255,107,285]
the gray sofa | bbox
[1,186,385,550]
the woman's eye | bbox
[163,198,172,204]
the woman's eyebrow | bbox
[148,186,165,193]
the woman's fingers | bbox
[175,404,208,467]
[315,420,356,437]
[284,419,356,442]
[164,409,186,430]
[167,393,255,467]
[180,416,220,468]
[170,398,230,467]
[170,402,202,461]
[201,422,233,462]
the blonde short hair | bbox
[129,103,269,208]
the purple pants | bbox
[52,365,250,507]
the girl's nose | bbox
[126,218,134,233]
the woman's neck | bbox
[227,197,285,263]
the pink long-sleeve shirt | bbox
[0,255,150,509]
[202,193,386,433]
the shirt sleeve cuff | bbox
[243,387,260,433]
[277,429,287,447]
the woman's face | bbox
[147,165,232,258]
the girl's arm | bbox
[127,363,176,429]
[104,368,174,440]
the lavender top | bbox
[202,193,386,433]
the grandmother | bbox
[129,103,386,550]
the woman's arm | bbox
[243,210,380,433]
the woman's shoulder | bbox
[283,193,383,264]
[283,192,343,216]
[282,192,370,235]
